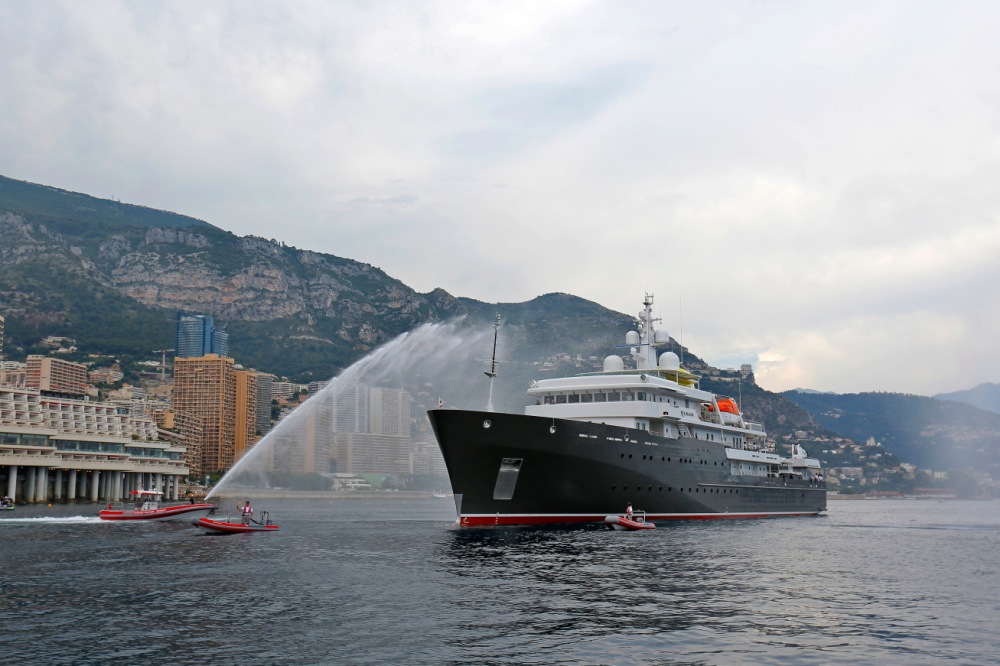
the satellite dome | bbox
[624,331,640,345]
[658,351,680,371]
[603,355,625,372]
[654,330,670,344]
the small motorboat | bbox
[99,490,219,522]
[604,511,656,531]
[193,511,279,534]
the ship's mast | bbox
[636,293,660,371]
[485,314,500,412]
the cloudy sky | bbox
[2,1,999,396]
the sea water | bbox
[2,498,999,665]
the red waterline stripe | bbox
[458,511,821,527]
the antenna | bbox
[678,297,684,365]
[485,314,500,412]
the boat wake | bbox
[0,515,103,524]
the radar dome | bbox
[658,351,680,371]
[624,331,640,345]
[603,355,625,372]
[654,330,670,344]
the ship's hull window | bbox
[493,458,523,500]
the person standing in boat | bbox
[625,502,633,520]
[239,500,254,524]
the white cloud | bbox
[2,0,999,395]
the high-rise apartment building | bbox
[234,369,258,462]
[172,354,237,474]
[329,384,413,475]
[255,373,273,436]
[331,382,370,434]
[175,313,229,359]
[369,386,411,436]
[25,356,88,396]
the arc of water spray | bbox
[208,318,491,498]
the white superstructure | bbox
[523,294,822,479]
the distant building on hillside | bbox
[271,381,301,399]
[0,360,26,387]
[25,356,88,397]
[175,313,229,359]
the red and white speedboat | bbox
[604,511,656,531]
[99,490,219,522]
[193,512,279,534]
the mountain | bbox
[0,174,215,232]
[782,390,1000,474]
[6,173,990,485]
[935,382,1000,415]
[0,174,473,380]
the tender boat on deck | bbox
[604,511,656,531]
[193,511,278,534]
[99,490,218,522]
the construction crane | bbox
[153,349,174,382]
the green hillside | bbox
[0,174,213,232]
[783,390,1000,474]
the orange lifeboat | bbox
[717,397,740,414]
[706,397,741,425]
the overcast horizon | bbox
[2,1,999,397]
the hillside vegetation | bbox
[4,172,998,483]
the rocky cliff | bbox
[0,175,469,378]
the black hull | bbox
[429,409,826,526]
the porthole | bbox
[658,486,662,491]
[483,420,491,429]
[628,454,632,459]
